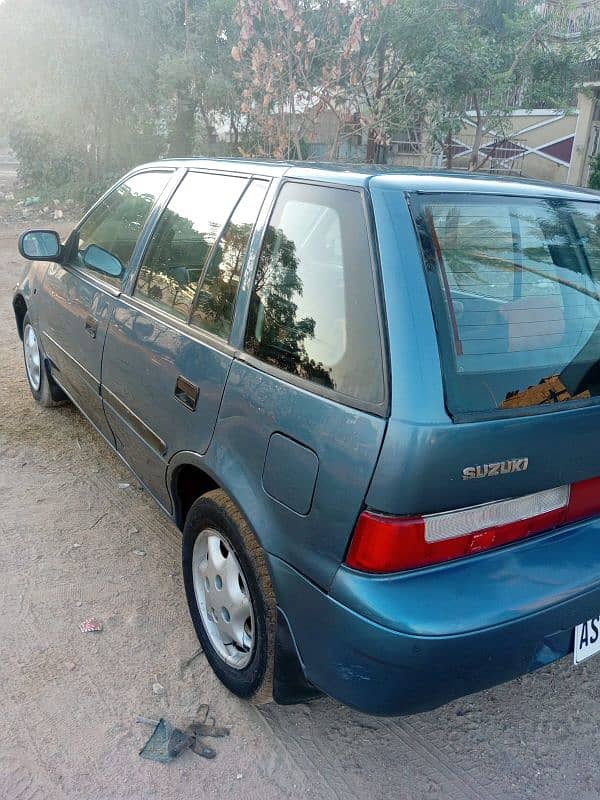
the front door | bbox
[100,171,269,508]
[38,170,172,440]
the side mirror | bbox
[18,230,62,261]
[82,244,123,278]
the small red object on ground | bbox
[79,618,103,633]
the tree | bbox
[328,0,420,163]
[229,0,579,166]
[158,0,241,157]
[231,0,347,159]
[400,0,580,170]
[0,0,164,200]
[0,0,585,195]
[589,153,600,191]
[231,0,420,162]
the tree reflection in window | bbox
[246,224,331,385]
[244,182,385,404]
[135,172,247,320]
[192,180,268,338]
[137,206,210,319]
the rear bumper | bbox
[269,517,600,715]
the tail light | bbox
[346,477,600,573]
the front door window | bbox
[68,171,171,288]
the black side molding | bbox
[102,386,167,457]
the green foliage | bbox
[0,0,585,192]
[8,122,84,197]
[400,0,579,168]
[588,154,600,191]
[522,49,582,109]
[0,0,166,200]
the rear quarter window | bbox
[410,193,600,418]
[245,182,385,406]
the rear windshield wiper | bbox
[473,251,600,304]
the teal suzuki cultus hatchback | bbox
[14,159,600,713]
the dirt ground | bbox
[1,217,600,800]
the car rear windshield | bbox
[410,192,600,419]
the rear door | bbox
[100,170,269,508]
[37,170,172,440]
[217,181,388,588]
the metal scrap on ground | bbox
[137,706,229,764]
[139,719,194,763]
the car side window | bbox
[244,182,385,405]
[134,172,248,321]
[70,171,171,289]
[190,179,268,338]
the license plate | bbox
[574,616,600,664]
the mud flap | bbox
[273,607,322,705]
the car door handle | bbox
[174,375,199,411]
[85,315,98,338]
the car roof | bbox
[136,157,600,201]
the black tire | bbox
[22,312,67,407]
[182,489,276,703]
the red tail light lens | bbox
[346,477,600,573]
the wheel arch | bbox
[169,458,220,531]
[168,448,268,550]
[169,450,320,705]
[13,293,27,340]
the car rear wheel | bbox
[22,313,67,407]
[182,489,275,702]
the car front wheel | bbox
[22,312,67,407]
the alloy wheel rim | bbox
[192,528,255,669]
[23,324,41,391]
